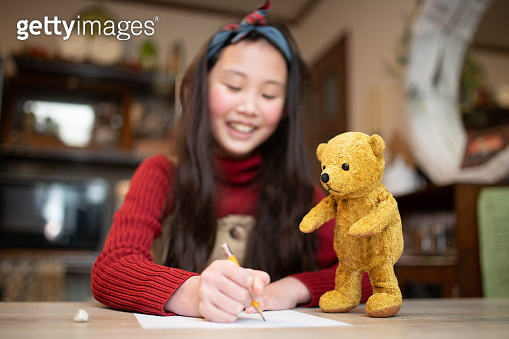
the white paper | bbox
[134,309,351,329]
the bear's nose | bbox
[320,173,329,183]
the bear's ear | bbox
[316,143,327,162]
[369,134,385,156]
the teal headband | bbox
[206,1,292,63]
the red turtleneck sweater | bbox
[91,153,372,316]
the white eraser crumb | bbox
[73,309,89,322]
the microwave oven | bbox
[0,173,109,250]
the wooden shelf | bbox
[1,143,144,166]
[12,56,165,85]
[1,55,175,160]
[397,255,456,267]
[395,184,486,298]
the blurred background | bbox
[0,0,508,302]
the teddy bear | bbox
[300,131,403,317]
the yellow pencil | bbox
[221,243,266,321]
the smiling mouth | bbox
[326,183,341,194]
[228,122,256,133]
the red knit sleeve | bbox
[289,185,372,306]
[91,154,198,316]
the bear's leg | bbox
[319,266,362,313]
[366,264,402,317]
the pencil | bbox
[221,243,266,321]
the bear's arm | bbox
[348,193,399,238]
[299,195,337,233]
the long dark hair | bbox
[165,23,317,281]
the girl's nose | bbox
[237,93,259,116]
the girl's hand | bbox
[164,260,270,323]
[245,276,311,313]
[198,260,270,322]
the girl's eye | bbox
[226,84,241,91]
[262,94,277,99]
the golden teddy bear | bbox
[300,131,403,317]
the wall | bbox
[472,50,509,105]
[294,0,417,144]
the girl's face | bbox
[208,39,288,158]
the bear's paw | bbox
[365,293,402,318]
[319,290,359,313]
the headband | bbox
[206,1,292,63]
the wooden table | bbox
[1,298,508,338]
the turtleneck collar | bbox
[214,152,262,185]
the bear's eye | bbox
[322,165,326,170]
[342,163,349,171]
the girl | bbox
[91,1,371,323]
